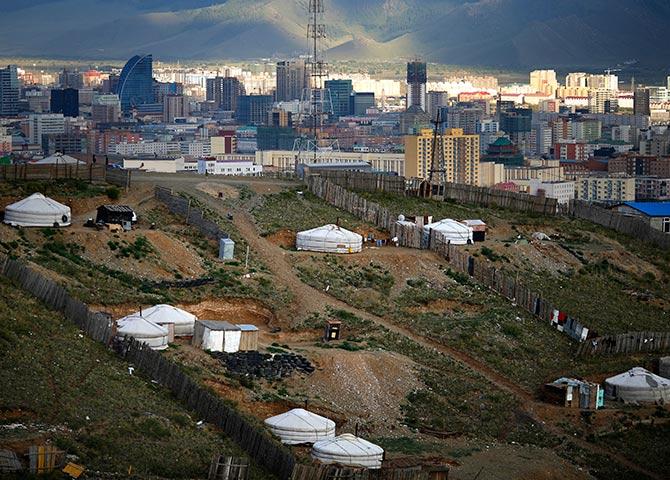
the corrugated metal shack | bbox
[543,377,604,409]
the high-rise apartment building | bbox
[91,94,121,124]
[566,72,588,88]
[59,69,83,89]
[235,95,273,125]
[349,92,375,116]
[50,88,79,117]
[275,59,308,102]
[404,128,479,184]
[444,105,484,135]
[28,113,65,146]
[530,70,558,96]
[0,65,19,116]
[324,79,353,119]
[406,61,427,112]
[206,76,246,111]
[589,89,618,114]
[117,54,153,113]
[426,91,448,121]
[634,87,651,116]
[163,94,189,123]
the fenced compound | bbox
[316,171,670,249]
[577,332,670,357]
[154,186,229,241]
[0,254,296,479]
[0,163,106,182]
[566,200,670,249]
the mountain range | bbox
[1,0,669,69]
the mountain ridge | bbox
[0,0,668,68]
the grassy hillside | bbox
[0,276,269,478]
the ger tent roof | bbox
[423,218,473,245]
[312,433,384,469]
[33,153,85,165]
[132,304,197,336]
[3,193,71,227]
[605,367,670,404]
[296,224,362,254]
[116,314,169,350]
[265,408,335,445]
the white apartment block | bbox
[197,157,262,176]
[573,175,635,203]
[28,113,65,145]
[255,150,405,176]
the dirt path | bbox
[169,182,661,480]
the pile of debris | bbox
[212,351,314,379]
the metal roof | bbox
[623,201,670,217]
[98,204,134,213]
[196,320,240,331]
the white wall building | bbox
[197,156,262,176]
[529,179,575,205]
[28,113,65,145]
[255,150,405,175]
[122,157,185,173]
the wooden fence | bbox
[314,170,406,196]
[577,332,670,356]
[290,464,431,480]
[105,168,132,190]
[154,186,229,241]
[0,254,295,479]
[316,171,669,249]
[0,163,106,182]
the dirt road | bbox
[144,175,661,480]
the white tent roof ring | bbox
[115,314,169,350]
[132,304,197,336]
[312,433,384,469]
[265,408,335,445]
[4,193,71,227]
[296,224,362,254]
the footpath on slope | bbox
[180,185,661,480]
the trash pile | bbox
[212,351,315,379]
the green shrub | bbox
[105,186,121,201]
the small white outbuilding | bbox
[296,224,362,254]
[3,193,71,227]
[605,367,670,404]
[115,314,169,350]
[311,433,384,469]
[134,304,197,337]
[265,408,336,445]
[423,218,473,245]
[192,320,241,353]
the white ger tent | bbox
[296,224,362,254]
[605,367,670,404]
[423,218,473,245]
[133,304,197,337]
[311,433,384,469]
[32,153,86,165]
[115,314,169,350]
[3,193,71,227]
[265,408,335,445]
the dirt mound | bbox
[405,298,483,314]
[178,298,275,327]
[266,229,296,249]
[196,182,239,200]
[286,349,421,436]
[67,228,205,280]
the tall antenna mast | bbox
[429,109,446,187]
[307,0,328,162]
